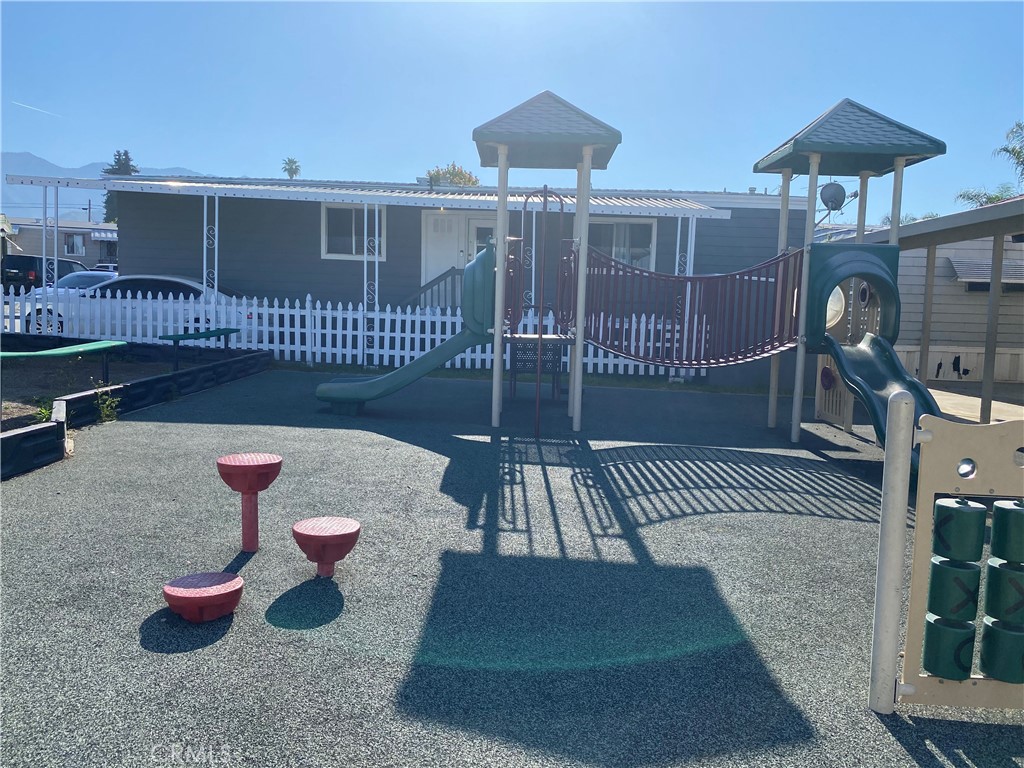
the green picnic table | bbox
[158,328,240,371]
[0,340,128,382]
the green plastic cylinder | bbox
[922,613,976,680]
[979,616,1024,684]
[991,500,1024,562]
[984,558,1024,624]
[932,497,987,562]
[927,556,981,621]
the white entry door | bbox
[422,212,498,285]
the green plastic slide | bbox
[822,332,941,456]
[316,241,495,409]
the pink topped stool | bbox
[163,572,244,623]
[292,517,361,578]
[216,452,283,553]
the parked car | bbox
[29,271,117,298]
[1,254,88,291]
[93,263,119,273]
[30,274,259,337]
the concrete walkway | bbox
[928,384,1024,423]
[1,371,1020,768]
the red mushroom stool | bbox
[216,452,283,553]
[291,517,361,578]
[162,572,244,623]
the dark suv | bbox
[1,254,88,292]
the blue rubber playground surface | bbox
[1,370,1021,767]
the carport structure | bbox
[858,196,1024,422]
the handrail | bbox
[584,248,804,368]
[401,266,464,310]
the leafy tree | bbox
[879,212,940,226]
[427,161,480,187]
[955,183,1017,209]
[956,122,1024,208]
[282,157,301,179]
[995,120,1024,185]
[102,150,140,223]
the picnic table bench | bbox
[158,328,240,371]
[0,340,128,382]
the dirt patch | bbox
[1,354,187,432]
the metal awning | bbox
[5,175,730,219]
[90,229,118,241]
[948,256,1024,283]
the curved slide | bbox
[822,332,941,453]
[315,328,491,410]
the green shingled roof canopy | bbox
[753,99,946,177]
[473,91,622,170]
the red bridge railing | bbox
[583,248,803,368]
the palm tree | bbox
[282,158,301,180]
[995,121,1024,185]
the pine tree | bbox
[102,150,140,223]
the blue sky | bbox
[2,2,1022,225]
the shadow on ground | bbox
[878,712,1024,768]
[396,552,815,767]
[265,578,345,630]
[139,608,233,654]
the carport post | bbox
[790,155,819,443]
[980,234,1006,423]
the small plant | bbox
[33,398,53,423]
[91,379,121,422]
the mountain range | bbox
[1,152,202,222]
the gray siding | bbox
[118,194,425,305]
[8,225,113,268]
[897,238,1024,349]
[690,207,807,275]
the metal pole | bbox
[213,196,219,295]
[491,144,510,428]
[889,158,906,245]
[684,215,697,377]
[856,172,870,242]
[568,164,585,417]
[41,187,48,315]
[374,204,380,311]
[868,389,915,714]
[53,186,59,333]
[571,146,594,432]
[980,234,1005,423]
[768,169,792,428]
[919,244,937,383]
[674,218,683,276]
[202,195,208,288]
[790,155,818,443]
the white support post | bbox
[919,244,937,383]
[363,203,369,311]
[53,185,59,333]
[213,196,219,296]
[868,389,915,714]
[571,146,594,432]
[889,157,906,245]
[674,218,683,276]
[856,172,870,242]
[768,169,792,428]
[374,203,380,311]
[490,144,510,428]
[202,195,209,288]
[980,234,1005,424]
[568,163,586,417]
[790,155,818,443]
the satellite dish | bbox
[820,183,847,212]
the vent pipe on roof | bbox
[748,186,757,195]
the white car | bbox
[30,271,116,298]
[30,274,259,338]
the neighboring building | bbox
[0,216,118,267]
[5,175,807,307]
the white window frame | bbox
[588,216,657,271]
[321,203,387,262]
[64,232,86,257]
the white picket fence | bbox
[1,286,678,376]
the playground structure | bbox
[317,95,950,458]
[870,394,1023,712]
